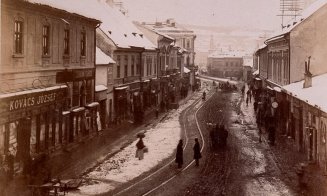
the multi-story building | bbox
[254,0,327,171]
[90,1,157,124]
[0,0,100,167]
[95,47,115,129]
[141,19,197,88]
[207,51,243,79]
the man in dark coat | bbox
[175,140,183,168]
[193,138,201,166]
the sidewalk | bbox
[4,90,196,196]
[241,84,327,195]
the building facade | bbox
[0,0,100,166]
[207,52,243,79]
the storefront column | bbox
[4,124,10,154]
[58,109,63,144]
[45,113,49,150]
[69,113,74,143]
[51,113,56,147]
[35,115,41,153]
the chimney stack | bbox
[303,56,312,88]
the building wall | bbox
[142,51,157,79]
[1,1,96,93]
[267,39,289,86]
[290,3,327,83]
[207,57,243,78]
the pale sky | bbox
[121,0,282,30]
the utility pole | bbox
[278,0,304,29]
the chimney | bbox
[303,56,312,88]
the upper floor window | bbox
[186,40,190,49]
[81,32,86,56]
[117,55,121,78]
[124,55,128,77]
[131,55,135,76]
[42,25,50,55]
[64,29,70,55]
[14,21,23,54]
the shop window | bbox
[72,81,80,107]
[86,80,92,103]
[64,29,70,55]
[14,20,24,54]
[42,25,50,55]
[81,31,86,56]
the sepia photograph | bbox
[0,0,327,195]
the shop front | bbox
[0,85,67,168]
[114,86,128,124]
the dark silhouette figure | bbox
[193,138,201,166]
[175,140,183,168]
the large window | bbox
[117,55,121,78]
[42,25,50,55]
[131,55,135,76]
[14,21,23,54]
[124,55,128,77]
[136,56,140,75]
[81,32,86,56]
[64,29,70,55]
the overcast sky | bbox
[121,0,283,30]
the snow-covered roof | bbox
[90,1,156,50]
[96,47,115,65]
[266,0,327,42]
[33,0,155,50]
[26,0,101,22]
[283,73,327,113]
[243,56,253,67]
[208,51,244,58]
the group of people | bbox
[246,82,277,145]
[175,138,202,168]
[209,124,228,149]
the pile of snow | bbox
[67,97,198,196]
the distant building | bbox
[207,51,243,79]
[141,19,196,68]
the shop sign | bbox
[0,88,66,113]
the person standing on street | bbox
[136,138,145,160]
[175,140,183,168]
[193,138,202,167]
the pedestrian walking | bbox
[135,138,146,160]
[193,138,202,167]
[155,108,159,119]
[268,126,276,146]
[246,96,249,106]
[247,89,252,103]
[175,139,183,168]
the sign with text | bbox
[0,87,67,114]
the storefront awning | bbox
[72,107,85,113]
[184,67,191,73]
[115,86,128,90]
[95,85,108,92]
[86,102,99,108]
